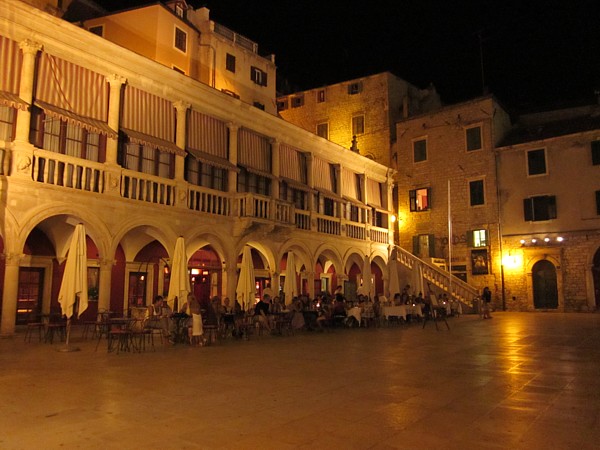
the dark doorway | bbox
[532,260,558,309]
[17,268,44,324]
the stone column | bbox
[173,101,190,182]
[306,153,314,211]
[14,40,41,143]
[306,271,315,300]
[104,74,126,196]
[106,74,126,165]
[334,164,342,217]
[270,271,280,298]
[227,124,239,193]
[97,259,114,314]
[0,253,22,336]
[225,263,238,303]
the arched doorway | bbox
[532,260,558,309]
[593,247,600,309]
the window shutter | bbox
[409,190,416,211]
[548,195,557,219]
[466,230,474,247]
[428,234,436,257]
[523,198,533,221]
[412,235,420,255]
[262,71,268,87]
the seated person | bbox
[253,294,273,333]
[145,295,173,343]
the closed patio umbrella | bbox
[167,237,191,312]
[57,223,89,351]
[236,246,255,312]
[283,251,298,305]
[359,254,374,299]
[412,261,425,297]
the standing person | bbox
[482,286,492,319]
[182,294,204,346]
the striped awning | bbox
[122,128,184,156]
[0,91,27,111]
[238,128,271,172]
[366,178,382,207]
[187,109,228,159]
[36,52,108,121]
[242,165,275,179]
[122,85,174,142]
[35,100,116,138]
[0,35,22,95]
[280,176,313,192]
[187,147,237,171]
[341,168,359,200]
[313,156,335,193]
[280,143,306,183]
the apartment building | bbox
[82,1,277,114]
[277,72,441,166]
[496,105,600,311]
[0,0,396,335]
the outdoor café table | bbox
[346,306,362,326]
[382,305,408,321]
[106,317,134,353]
[301,310,318,330]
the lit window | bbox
[523,195,557,221]
[174,27,187,53]
[409,188,430,212]
[226,53,236,73]
[413,139,427,162]
[469,179,485,206]
[468,229,488,247]
[527,148,547,176]
[466,126,482,151]
[352,115,365,135]
[316,122,329,139]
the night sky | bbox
[95,0,599,112]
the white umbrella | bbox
[359,255,374,299]
[283,251,298,305]
[167,237,191,312]
[236,246,255,311]
[57,223,89,351]
[388,251,401,301]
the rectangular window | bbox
[175,4,185,18]
[323,197,335,217]
[316,122,329,139]
[466,126,482,151]
[226,53,236,73]
[596,190,600,215]
[467,229,488,247]
[253,102,265,110]
[352,115,365,136]
[237,166,270,196]
[413,139,427,163]
[0,106,16,141]
[348,82,362,95]
[250,66,268,86]
[291,95,304,108]
[527,148,547,176]
[276,99,288,111]
[174,27,187,53]
[409,188,430,212]
[317,89,326,103]
[592,140,600,165]
[469,179,485,206]
[523,195,557,221]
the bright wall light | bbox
[502,252,523,270]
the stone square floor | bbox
[1,312,600,449]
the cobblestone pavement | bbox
[1,312,600,449]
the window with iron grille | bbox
[174,27,187,52]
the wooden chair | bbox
[24,311,46,343]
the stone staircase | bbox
[394,246,479,313]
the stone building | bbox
[0,0,397,336]
[496,105,600,311]
[393,96,512,308]
[277,72,441,166]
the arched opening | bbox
[532,259,558,309]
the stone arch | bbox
[526,252,563,311]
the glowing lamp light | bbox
[544,237,551,243]
[502,253,523,269]
[191,268,200,275]
[390,214,397,223]
[519,239,526,244]
[557,236,564,242]
[531,238,537,244]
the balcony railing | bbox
[121,169,176,206]
[33,149,104,193]
[188,185,231,216]
[27,150,396,245]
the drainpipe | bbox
[494,147,506,311]
[198,41,216,88]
